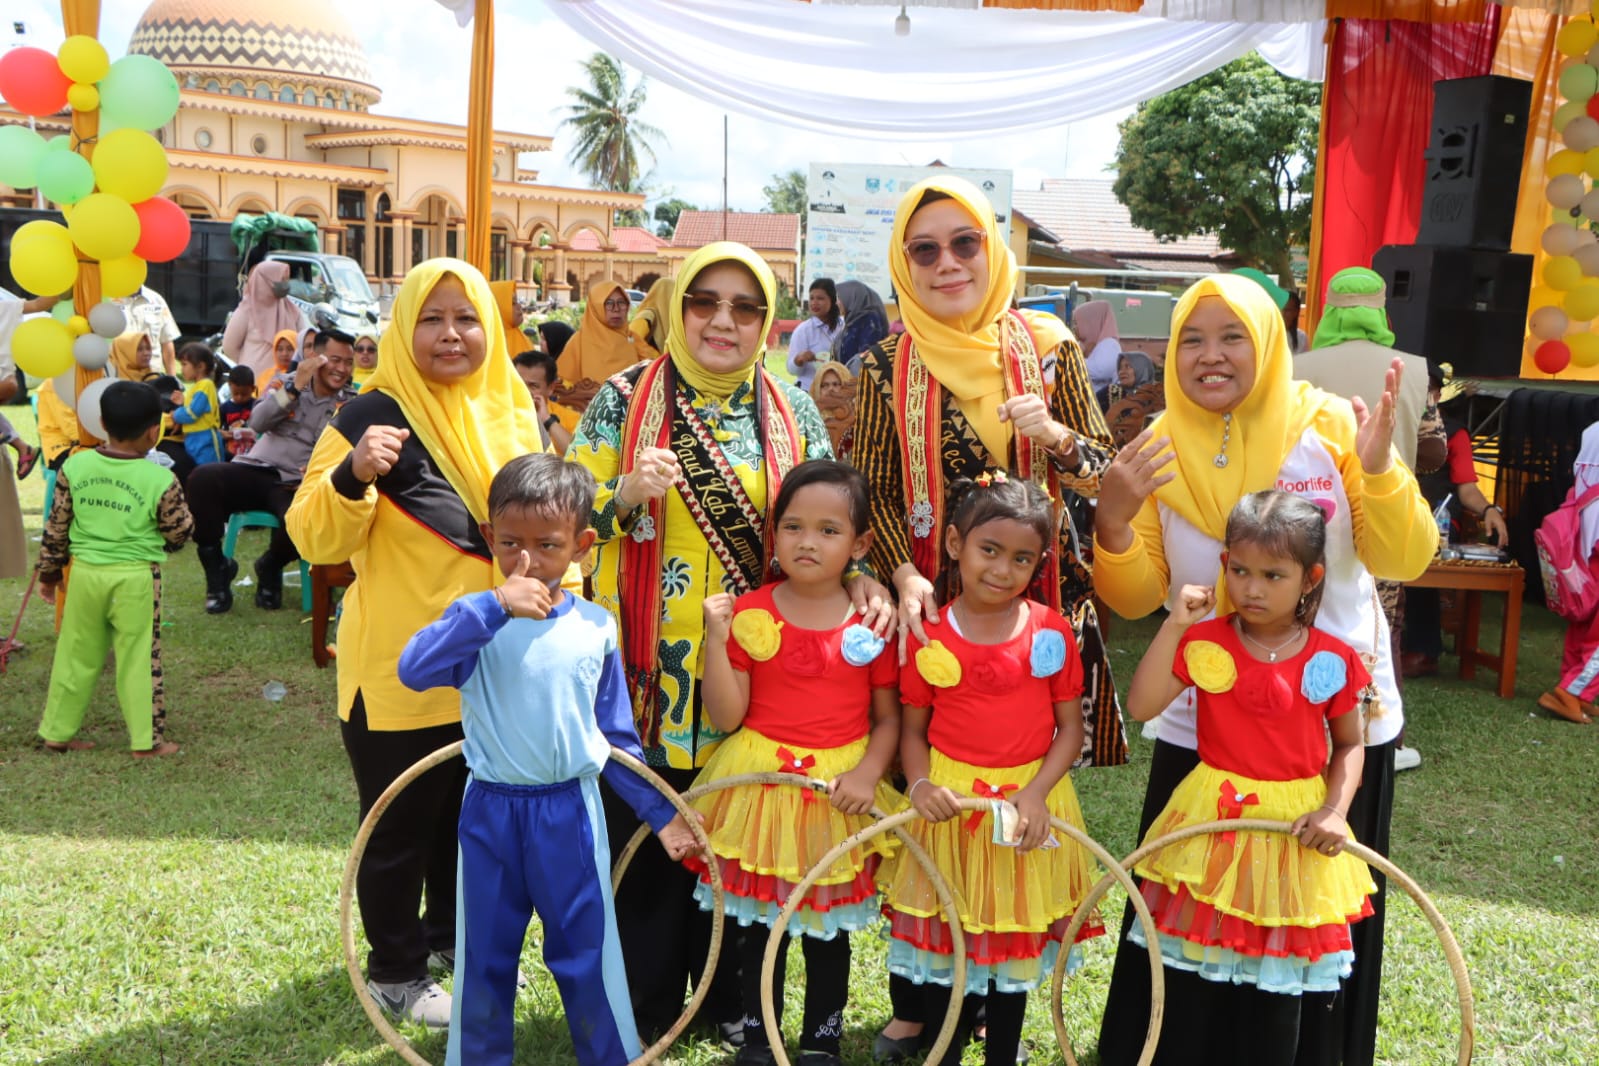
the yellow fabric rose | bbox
[915,640,963,688]
[1183,640,1237,694]
[731,608,784,661]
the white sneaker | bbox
[367,976,452,1028]
[1393,746,1422,772]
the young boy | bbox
[37,381,193,756]
[219,363,257,458]
[398,453,699,1066]
[512,350,576,454]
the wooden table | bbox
[1405,559,1524,698]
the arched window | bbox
[325,92,337,109]
[229,81,246,96]
[253,82,271,100]
[278,85,296,104]
[204,79,220,93]
[303,88,318,107]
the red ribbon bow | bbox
[1216,779,1259,845]
[966,778,1019,833]
[775,746,819,803]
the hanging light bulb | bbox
[895,4,910,36]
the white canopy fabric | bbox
[512,0,1324,140]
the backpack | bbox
[1534,482,1599,622]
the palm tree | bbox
[559,54,664,192]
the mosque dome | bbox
[127,0,381,110]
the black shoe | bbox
[796,1053,843,1066]
[733,1045,778,1066]
[254,555,282,610]
[197,544,237,614]
[872,1032,925,1064]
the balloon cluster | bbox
[0,38,188,379]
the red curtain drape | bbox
[1310,13,1503,312]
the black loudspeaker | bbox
[1372,244,1532,378]
[1416,75,1533,250]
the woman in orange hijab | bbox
[559,280,644,384]
[489,281,533,357]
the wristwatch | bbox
[543,414,559,430]
[284,382,302,398]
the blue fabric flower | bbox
[1030,629,1067,678]
[841,624,886,667]
[1301,650,1348,704]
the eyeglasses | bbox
[354,344,378,354]
[602,298,630,311]
[682,293,767,326]
[903,229,986,268]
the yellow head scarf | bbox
[561,279,643,383]
[362,258,540,523]
[888,175,1068,461]
[629,276,673,355]
[665,241,778,401]
[1148,274,1331,542]
[488,280,532,357]
[109,331,155,381]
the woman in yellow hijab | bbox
[1091,274,1435,1066]
[853,173,1126,1064]
[488,280,533,357]
[109,330,157,382]
[287,257,549,1028]
[628,276,672,357]
[560,279,645,384]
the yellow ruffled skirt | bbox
[687,725,904,938]
[878,748,1104,993]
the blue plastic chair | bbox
[222,510,312,613]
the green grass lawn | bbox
[1,400,1595,1065]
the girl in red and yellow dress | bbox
[1123,490,1377,1066]
[695,460,903,1066]
[883,473,1103,1066]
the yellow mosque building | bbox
[0,0,647,303]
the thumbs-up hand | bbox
[498,549,555,620]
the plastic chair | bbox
[221,510,312,613]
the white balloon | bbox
[51,369,77,412]
[1567,115,1599,152]
[1549,173,1588,210]
[88,301,127,340]
[77,378,114,441]
[1531,305,1570,340]
[1576,242,1599,277]
[72,333,110,370]
[1577,226,1599,247]
[1544,223,1583,256]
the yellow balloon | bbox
[1546,254,1584,291]
[1570,331,1599,367]
[1551,148,1588,177]
[1568,280,1599,320]
[11,317,75,377]
[67,193,140,261]
[91,129,168,204]
[66,83,100,113]
[9,232,78,296]
[1530,284,1564,310]
[67,315,91,337]
[12,219,71,248]
[1558,19,1599,57]
[56,35,109,84]
[1557,100,1588,132]
[99,253,149,299]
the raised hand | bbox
[619,446,681,510]
[1095,429,1176,545]
[1352,357,1403,476]
[499,550,554,619]
[997,394,1061,449]
[1170,584,1216,626]
[293,353,325,392]
[703,592,734,641]
[350,425,410,483]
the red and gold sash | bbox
[614,357,803,746]
[893,310,1062,610]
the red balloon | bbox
[1535,339,1573,374]
[0,48,71,118]
[132,196,192,263]
[1588,95,1599,123]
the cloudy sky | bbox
[9,0,1129,215]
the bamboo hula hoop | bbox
[614,773,970,1066]
[1103,818,1475,1066]
[338,742,725,1066]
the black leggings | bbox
[919,984,1026,1066]
[738,929,851,1055]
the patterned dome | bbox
[128,0,380,108]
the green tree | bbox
[559,53,664,192]
[1112,54,1318,287]
[653,197,697,239]
[763,168,807,245]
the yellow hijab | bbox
[362,258,540,523]
[1148,274,1332,541]
[109,331,155,381]
[665,241,778,401]
[561,279,642,383]
[488,281,532,356]
[888,175,1068,462]
[629,276,673,356]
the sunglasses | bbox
[354,344,378,354]
[903,229,986,268]
[682,293,767,326]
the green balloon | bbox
[1556,100,1587,132]
[43,135,73,153]
[1559,63,1599,105]
[36,150,95,206]
[98,54,180,132]
[50,298,76,324]
[0,125,46,188]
